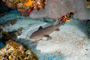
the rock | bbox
[30,0,90,20]
[0,1,10,17]
[0,27,3,33]
[18,27,24,32]
[1,31,17,42]
[10,20,17,25]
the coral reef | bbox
[3,0,46,16]
[1,31,16,42]
[3,0,90,20]
[29,0,90,20]
[30,0,90,20]
[0,41,38,60]
[58,12,76,22]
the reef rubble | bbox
[0,41,38,60]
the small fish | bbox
[30,20,65,40]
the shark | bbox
[30,20,65,40]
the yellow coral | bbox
[64,15,70,22]
[9,55,12,59]
[12,42,18,49]
[2,31,9,36]
[66,20,70,22]
[24,0,34,6]
[25,50,31,55]
[86,2,90,8]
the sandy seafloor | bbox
[0,10,90,60]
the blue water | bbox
[0,42,4,47]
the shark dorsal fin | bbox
[38,26,43,30]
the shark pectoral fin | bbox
[38,26,43,30]
[55,28,60,31]
[44,35,52,40]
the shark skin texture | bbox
[30,0,90,20]
[30,20,65,40]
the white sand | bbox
[36,19,90,60]
[1,13,90,60]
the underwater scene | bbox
[0,0,90,60]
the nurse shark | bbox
[30,20,65,40]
